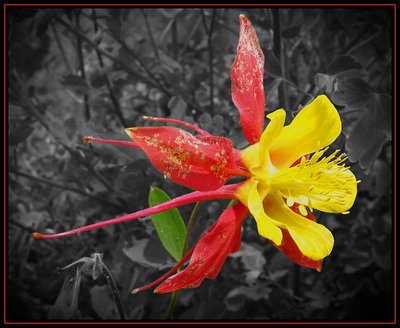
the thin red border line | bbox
[2,322,397,325]
[3,2,7,326]
[393,2,397,325]
[2,3,397,6]
[3,4,396,325]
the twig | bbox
[71,148,114,192]
[375,23,392,91]
[282,78,313,98]
[92,9,127,128]
[53,15,165,95]
[10,169,120,209]
[272,9,289,110]
[13,69,113,192]
[166,201,203,320]
[75,10,201,112]
[75,11,90,121]
[50,19,73,74]
[102,264,127,320]
[171,17,178,60]
[111,35,172,97]
[11,70,50,130]
[201,9,217,115]
[344,30,381,56]
[178,16,202,59]
[140,9,160,61]
[339,108,365,115]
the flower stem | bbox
[32,185,238,240]
[166,201,203,320]
[166,290,180,320]
[182,202,202,262]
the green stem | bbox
[166,201,203,320]
[166,289,180,320]
[182,201,202,257]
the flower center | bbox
[251,147,357,215]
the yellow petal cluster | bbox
[237,95,358,261]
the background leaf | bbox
[148,186,187,262]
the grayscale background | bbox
[7,6,393,322]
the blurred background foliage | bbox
[7,7,393,321]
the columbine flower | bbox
[33,15,358,293]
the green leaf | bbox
[148,187,187,262]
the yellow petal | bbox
[236,179,282,245]
[240,143,260,171]
[264,193,334,261]
[269,95,341,169]
[241,109,286,171]
[259,109,286,168]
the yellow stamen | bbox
[298,204,308,216]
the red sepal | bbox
[155,203,248,293]
[126,126,243,191]
[273,203,323,271]
[231,15,265,145]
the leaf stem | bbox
[166,201,203,320]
